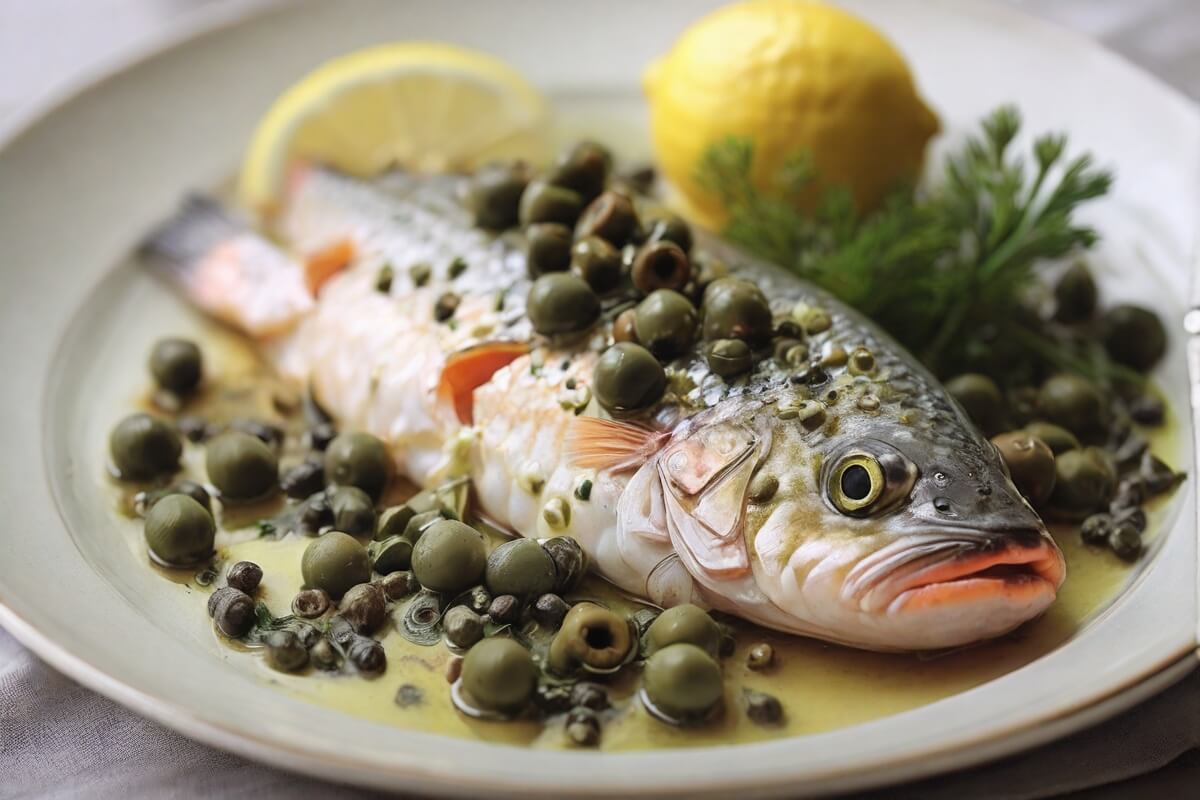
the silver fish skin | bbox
[142,166,1065,652]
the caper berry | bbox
[280,459,325,499]
[633,289,697,359]
[644,604,721,659]
[991,431,1057,506]
[592,342,666,415]
[292,588,331,618]
[706,338,753,378]
[1038,373,1105,436]
[701,278,772,346]
[338,582,386,634]
[410,519,487,594]
[205,431,278,502]
[642,643,723,722]
[545,141,611,201]
[570,235,622,294]
[1049,447,1116,519]
[144,494,214,567]
[548,602,633,674]
[542,536,587,594]
[444,605,485,649]
[327,485,377,537]
[301,532,371,600]
[526,273,601,337]
[484,538,557,598]
[945,373,1005,435]
[632,240,690,294]
[324,432,392,502]
[532,592,570,629]
[1102,305,1167,371]
[226,561,262,594]
[575,190,639,246]
[149,337,203,394]
[525,222,573,277]
[612,308,638,343]
[519,179,583,227]
[1023,421,1080,455]
[109,413,182,481]
[645,213,692,254]
[1053,263,1097,323]
[467,161,530,230]
[265,630,308,672]
[460,637,537,715]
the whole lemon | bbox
[645,0,939,229]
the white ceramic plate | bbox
[1,1,1198,796]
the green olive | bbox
[324,432,392,502]
[525,222,573,277]
[485,538,557,597]
[575,190,639,246]
[410,519,487,593]
[1053,263,1097,323]
[700,278,772,346]
[1037,373,1105,436]
[328,486,377,537]
[545,141,611,202]
[706,338,753,378]
[518,179,584,227]
[144,494,215,567]
[570,235,622,294]
[592,343,666,415]
[945,373,1005,435]
[644,604,722,658]
[368,535,412,574]
[631,241,691,294]
[526,273,600,336]
[460,637,537,715]
[634,290,697,359]
[645,213,693,254]
[1049,446,1117,519]
[205,431,278,501]
[301,531,371,599]
[612,308,638,343]
[991,431,1057,506]
[467,161,530,230]
[642,643,724,721]
[109,413,182,481]
[1101,305,1167,371]
[149,337,203,394]
[1023,421,1080,455]
[548,602,633,674]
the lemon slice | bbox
[240,42,550,210]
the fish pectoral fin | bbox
[303,238,355,295]
[567,417,667,472]
[437,341,529,425]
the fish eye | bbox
[825,444,917,517]
[830,455,884,514]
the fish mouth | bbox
[885,535,1064,613]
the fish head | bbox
[654,391,1065,651]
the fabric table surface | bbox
[2,0,1199,797]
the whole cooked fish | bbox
[143,165,1065,652]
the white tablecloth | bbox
[2,1,1199,797]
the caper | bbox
[546,141,611,201]
[264,630,308,672]
[542,536,587,594]
[634,290,697,359]
[444,605,485,649]
[484,538,557,598]
[149,337,203,394]
[1128,393,1165,426]
[1038,373,1105,436]
[612,308,638,343]
[1053,262,1097,323]
[310,638,342,672]
[1109,523,1142,561]
[526,273,600,337]
[592,342,666,415]
[460,638,537,715]
[532,593,570,629]
[327,486,377,537]
[144,494,214,567]
[1101,305,1167,371]
[525,222,573,277]
[301,532,371,600]
[991,431,1057,506]
[177,415,211,443]
[706,338,753,378]
[642,643,724,722]
[324,432,392,502]
[701,278,772,346]
[566,708,602,747]
[1049,447,1116,519]
[1141,451,1183,495]
[945,373,1005,435]
[338,582,386,634]
[644,604,721,659]
[292,588,331,618]
[1080,512,1114,546]
[645,213,692,254]
[379,570,419,601]
[298,492,333,535]
[410,519,487,594]
[208,587,255,638]
[434,291,460,322]
[575,190,639,246]
[226,561,262,594]
[744,689,784,726]
[109,413,182,481]
[308,421,337,451]
[747,642,775,671]
[570,235,622,294]
[548,602,633,674]
[280,459,325,499]
[773,337,804,364]
[205,431,278,502]
[631,240,690,294]
[369,535,413,574]
[347,636,386,673]
[519,179,583,227]
[229,418,284,448]
[488,594,520,625]
[467,161,531,230]
[465,584,493,615]
[1023,421,1080,455]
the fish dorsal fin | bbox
[567,417,668,472]
[437,342,529,425]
